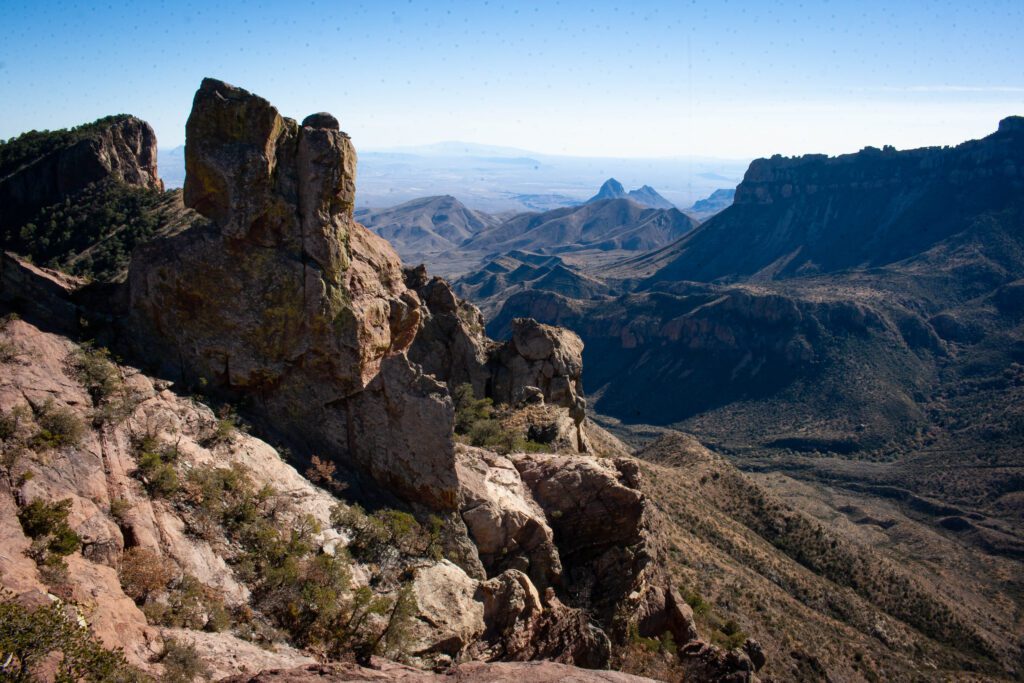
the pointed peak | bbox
[587,178,627,203]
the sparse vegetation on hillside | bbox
[0,115,131,178]
[30,398,86,451]
[16,497,81,588]
[132,434,180,497]
[156,638,207,683]
[700,460,995,660]
[332,503,443,566]
[159,458,420,662]
[0,590,140,682]
[10,180,168,282]
[636,438,1012,679]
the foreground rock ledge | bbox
[220,660,658,682]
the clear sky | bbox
[1,0,1022,159]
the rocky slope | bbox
[0,79,763,682]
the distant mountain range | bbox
[354,180,702,277]
[461,197,696,255]
[686,188,734,219]
[160,143,747,213]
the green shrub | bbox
[453,383,495,433]
[0,590,140,682]
[452,384,546,454]
[30,399,85,450]
[133,436,180,497]
[203,406,242,447]
[713,619,748,651]
[0,404,28,442]
[70,345,122,404]
[331,504,441,565]
[0,404,31,470]
[109,497,129,523]
[143,574,229,632]
[467,418,504,446]
[682,587,711,616]
[0,338,19,364]
[17,498,81,566]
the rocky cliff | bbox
[124,79,456,509]
[0,115,163,232]
[642,116,1024,283]
[0,79,759,681]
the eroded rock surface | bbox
[456,445,561,591]
[126,78,456,509]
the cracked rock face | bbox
[456,445,562,592]
[510,454,651,626]
[127,78,457,509]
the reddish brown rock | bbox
[127,78,457,509]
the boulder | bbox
[457,445,561,590]
[409,560,485,661]
[476,571,610,668]
[679,640,761,683]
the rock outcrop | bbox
[510,454,651,629]
[456,445,562,591]
[125,78,457,509]
[0,115,162,231]
[408,272,589,451]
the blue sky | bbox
[1,0,1022,158]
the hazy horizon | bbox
[2,1,1022,160]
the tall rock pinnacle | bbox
[128,78,457,508]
